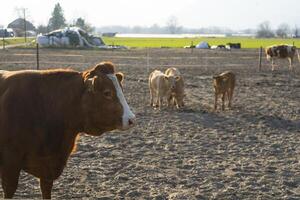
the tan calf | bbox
[165,67,185,108]
[213,71,235,110]
[149,70,179,109]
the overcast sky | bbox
[1,0,299,30]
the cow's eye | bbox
[103,89,113,99]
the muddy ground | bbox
[0,48,300,199]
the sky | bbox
[1,0,300,30]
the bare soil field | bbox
[0,48,300,199]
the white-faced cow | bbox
[0,62,135,199]
[265,44,300,71]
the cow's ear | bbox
[85,76,98,92]
[175,76,181,81]
[164,76,169,80]
[116,72,124,83]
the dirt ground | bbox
[0,48,300,199]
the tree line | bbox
[36,3,94,34]
[3,3,300,38]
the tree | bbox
[36,24,49,34]
[256,21,274,38]
[166,16,182,34]
[48,3,66,31]
[293,25,300,38]
[73,17,94,33]
[276,23,290,38]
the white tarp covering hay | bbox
[37,27,126,49]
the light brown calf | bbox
[165,67,185,108]
[213,71,235,110]
[149,70,179,109]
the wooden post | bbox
[258,46,263,71]
[23,8,27,43]
[36,43,40,70]
[191,41,194,54]
[146,48,149,73]
[2,32,4,50]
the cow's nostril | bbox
[128,119,134,126]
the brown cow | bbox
[213,71,235,111]
[265,44,300,71]
[165,67,185,108]
[0,62,136,199]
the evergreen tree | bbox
[74,17,94,33]
[48,3,66,31]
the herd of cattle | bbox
[0,44,299,199]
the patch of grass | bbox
[1,37,35,46]
[103,37,300,49]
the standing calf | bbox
[213,71,235,110]
[149,70,179,109]
[165,67,185,108]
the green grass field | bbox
[102,37,300,49]
[2,36,300,49]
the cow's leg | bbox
[40,178,53,199]
[156,91,161,109]
[214,93,218,110]
[167,94,172,107]
[221,93,225,111]
[228,90,233,109]
[149,88,154,106]
[288,57,293,71]
[271,59,275,71]
[1,152,21,198]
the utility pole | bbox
[23,8,27,43]
[2,31,5,50]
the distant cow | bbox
[0,62,136,199]
[149,70,179,109]
[213,71,235,111]
[265,44,300,71]
[165,67,185,108]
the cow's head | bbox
[81,62,135,135]
[164,75,180,91]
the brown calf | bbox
[213,71,235,110]
[165,67,185,108]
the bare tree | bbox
[166,16,182,34]
[276,23,290,38]
[293,25,300,38]
[256,21,274,38]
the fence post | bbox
[36,43,39,70]
[146,48,150,73]
[2,34,4,50]
[258,46,262,71]
[191,41,194,54]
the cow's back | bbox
[165,67,181,77]
[0,69,84,157]
[149,70,165,91]
[215,71,235,93]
